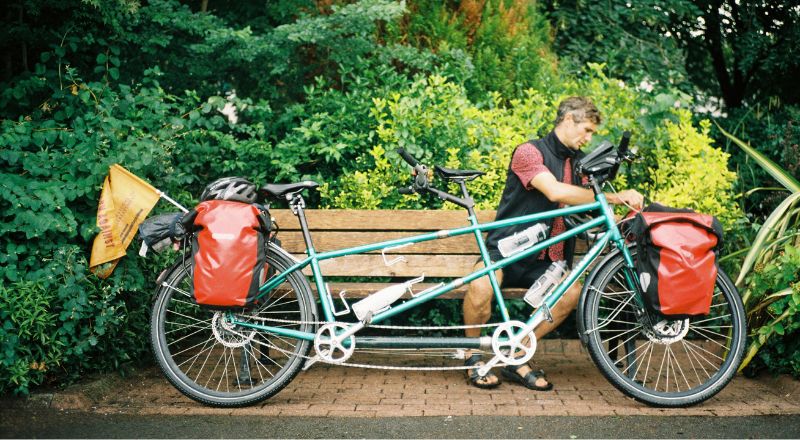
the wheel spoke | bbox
[151,251,314,406]
[583,252,745,406]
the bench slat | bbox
[272,209,497,231]
[316,282,527,299]
[279,231,589,255]
[294,254,480,277]
[279,231,485,254]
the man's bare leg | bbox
[463,262,503,386]
[510,281,582,387]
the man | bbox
[463,96,644,389]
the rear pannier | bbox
[184,200,270,309]
[626,203,723,318]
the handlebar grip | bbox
[398,187,415,195]
[618,131,631,155]
[396,148,419,167]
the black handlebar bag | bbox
[183,200,270,309]
[626,203,723,318]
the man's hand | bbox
[610,189,644,210]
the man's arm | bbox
[530,172,644,209]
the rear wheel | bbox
[582,249,746,407]
[150,244,316,407]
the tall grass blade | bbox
[716,122,800,192]
[735,192,800,290]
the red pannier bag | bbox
[186,200,270,309]
[626,203,723,318]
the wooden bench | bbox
[271,209,589,300]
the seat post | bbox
[457,181,477,217]
[288,193,316,252]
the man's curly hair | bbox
[554,96,602,126]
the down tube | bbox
[526,232,611,327]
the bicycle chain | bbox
[243,314,502,330]
[230,317,509,372]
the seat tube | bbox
[468,211,510,322]
[292,197,335,322]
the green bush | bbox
[0,248,155,394]
[742,245,800,377]
[0,50,273,394]
[321,68,742,229]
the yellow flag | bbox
[90,164,161,278]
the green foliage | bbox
[321,68,740,229]
[544,0,693,90]
[740,245,800,377]
[544,0,800,108]
[645,110,740,228]
[718,129,800,375]
[398,0,558,100]
[0,247,155,395]
[0,42,275,393]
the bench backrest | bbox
[271,209,587,279]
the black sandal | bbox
[501,364,553,391]
[465,354,501,389]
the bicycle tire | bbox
[580,247,746,407]
[150,243,317,407]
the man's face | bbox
[559,114,597,150]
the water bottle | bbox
[524,260,568,308]
[497,223,549,257]
[351,276,424,321]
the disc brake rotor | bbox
[642,318,690,344]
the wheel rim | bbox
[154,258,312,401]
[587,262,744,399]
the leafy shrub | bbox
[0,48,274,393]
[0,248,156,394]
[321,69,741,230]
[643,110,740,229]
[397,0,558,100]
[741,245,800,377]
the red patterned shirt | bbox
[510,143,572,261]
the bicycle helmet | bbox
[200,177,257,203]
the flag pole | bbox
[157,190,189,213]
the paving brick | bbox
[44,343,800,419]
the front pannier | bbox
[627,204,723,318]
[186,200,270,309]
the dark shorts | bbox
[482,251,555,289]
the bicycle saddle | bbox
[260,181,319,198]
[433,165,485,181]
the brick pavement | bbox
[6,340,800,418]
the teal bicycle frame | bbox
[231,188,639,346]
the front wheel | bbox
[581,248,746,407]
[150,243,317,407]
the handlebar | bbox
[396,148,419,167]
[618,131,631,157]
[395,148,473,209]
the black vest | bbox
[486,131,586,267]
